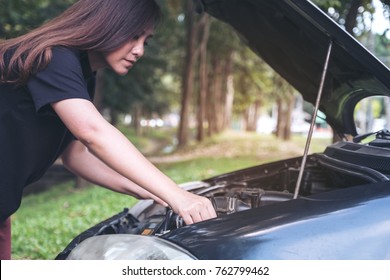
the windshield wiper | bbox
[353,129,390,142]
[353,129,390,147]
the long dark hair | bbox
[0,0,161,84]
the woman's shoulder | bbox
[50,47,91,77]
[51,47,81,64]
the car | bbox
[56,0,390,260]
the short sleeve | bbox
[27,47,93,113]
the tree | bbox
[196,14,211,142]
[273,77,296,140]
[4,0,386,149]
[232,47,274,133]
[202,19,241,136]
[177,0,197,147]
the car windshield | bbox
[354,96,390,136]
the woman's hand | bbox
[169,190,217,225]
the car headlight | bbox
[66,234,196,260]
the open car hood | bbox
[194,0,390,135]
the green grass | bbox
[159,156,262,182]
[11,183,138,259]
[11,130,331,259]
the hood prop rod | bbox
[293,40,333,199]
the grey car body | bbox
[57,0,390,260]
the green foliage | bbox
[12,182,138,259]
[159,156,261,182]
[233,48,275,114]
[375,33,390,66]
[0,0,76,38]
[207,18,240,59]
[312,0,377,36]
[3,0,385,142]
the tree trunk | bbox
[132,104,143,137]
[345,0,362,34]
[196,14,210,142]
[245,100,261,132]
[206,73,215,137]
[276,93,295,140]
[75,176,90,189]
[214,58,224,133]
[276,97,287,139]
[110,110,120,127]
[178,0,197,147]
[207,58,221,136]
[224,52,235,130]
[93,69,105,112]
[283,95,294,140]
[275,98,282,138]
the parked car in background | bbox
[57,0,390,260]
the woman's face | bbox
[96,28,154,75]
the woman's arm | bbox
[52,98,217,224]
[61,140,168,206]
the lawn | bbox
[11,130,331,259]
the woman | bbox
[0,0,216,260]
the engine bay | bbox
[56,133,390,260]
[107,143,390,238]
